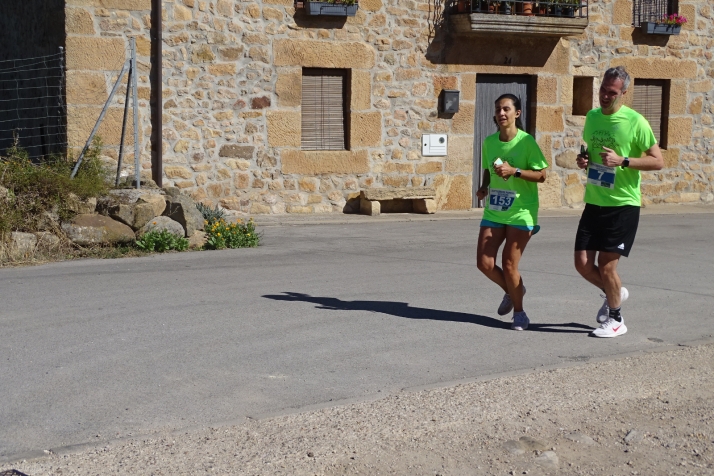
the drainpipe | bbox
[151,0,163,187]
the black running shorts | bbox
[574,204,640,257]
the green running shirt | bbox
[583,105,657,207]
[481,129,549,227]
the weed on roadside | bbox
[136,229,189,252]
[204,218,260,250]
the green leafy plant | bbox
[196,201,225,226]
[0,137,109,235]
[135,229,189,252]
[204,218,260,250]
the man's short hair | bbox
[603,66,631,92]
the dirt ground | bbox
[2,342,713,476]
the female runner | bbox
[476,94,548,330]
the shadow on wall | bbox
[424,0,562,68]
[0,0,65,60]
[262,291,595,334]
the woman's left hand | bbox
[494,163,515,179]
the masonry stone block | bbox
[282,150,370,175]
[273,39,375,69]
[539,172,563,208]
[610,57,697,79]
[537,76,558,104]
[267,111,301,147]
[219,145,255,159]
[350,112,382,147]
[66,72,107,106]
[668,81,688,114]
[66,8,96,34]
[451,103,475,134]
[276,69,302,107]
[536,106,565,132]
[351,70,372,111]
[66,37,126,70]
[667,117,693,145]
[67,106,135,148]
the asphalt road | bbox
[1,211,713,461]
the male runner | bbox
[575,66,664,338]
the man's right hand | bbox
[476,187,488,200]
[576,153,589,170]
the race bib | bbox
[489,189,517,212]
[587,163,616,189]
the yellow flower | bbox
[217,233,221,236]
[152,221,157,225]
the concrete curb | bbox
[250,203,714,227]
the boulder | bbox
[137,216,185,238]
[162,186,180,198]
[133,194,167,230]
[7,232,37,259]
[188,230,207,249]
[61,214,135,246]
[33,231,61,248]
[37,210,61,232]
[96,189,167,230]
[65,193,97,214]
[163,194,204,237]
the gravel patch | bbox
[3,343,713,475]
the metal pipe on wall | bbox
[151,0,163,187]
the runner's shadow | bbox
[262,292,593,334]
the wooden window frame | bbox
[301,68,351,151]
[572,76,594,116]
[633,79,669,150]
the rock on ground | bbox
[61,214,134,246]
[137,216,185,238]
[163,194,204,237]
[2,343,713,475]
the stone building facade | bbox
[21,0,714,212]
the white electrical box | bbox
[422,134,448,157]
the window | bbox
[572,77,594,116]
[301,68,349,151]
[633,0,678,27]
[633,79,669,148]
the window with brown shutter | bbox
[633,79,669,149]
[302,68,349,151]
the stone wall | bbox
[63,0,714,213]
[64,0,153,174]
[557,0,714,206]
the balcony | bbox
[450,0,589,37]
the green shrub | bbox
[196,201,225,226]
[204,218,260,250]
[135,229,189,252]
[0,137,109,235]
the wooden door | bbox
[473,75,531,207]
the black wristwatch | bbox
[622,157,630,168]
[515,168,522,178]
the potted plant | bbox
[457,0,471,12]
[562,0,579,18]
[305,0,359,16]
[641,14,687,35]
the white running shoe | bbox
[596,286,629,324]
[592,317,627,338]
[498,286,526,316]
[511,311,530,331]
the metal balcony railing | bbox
[633,0,673,26]
[453,0,588,19]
